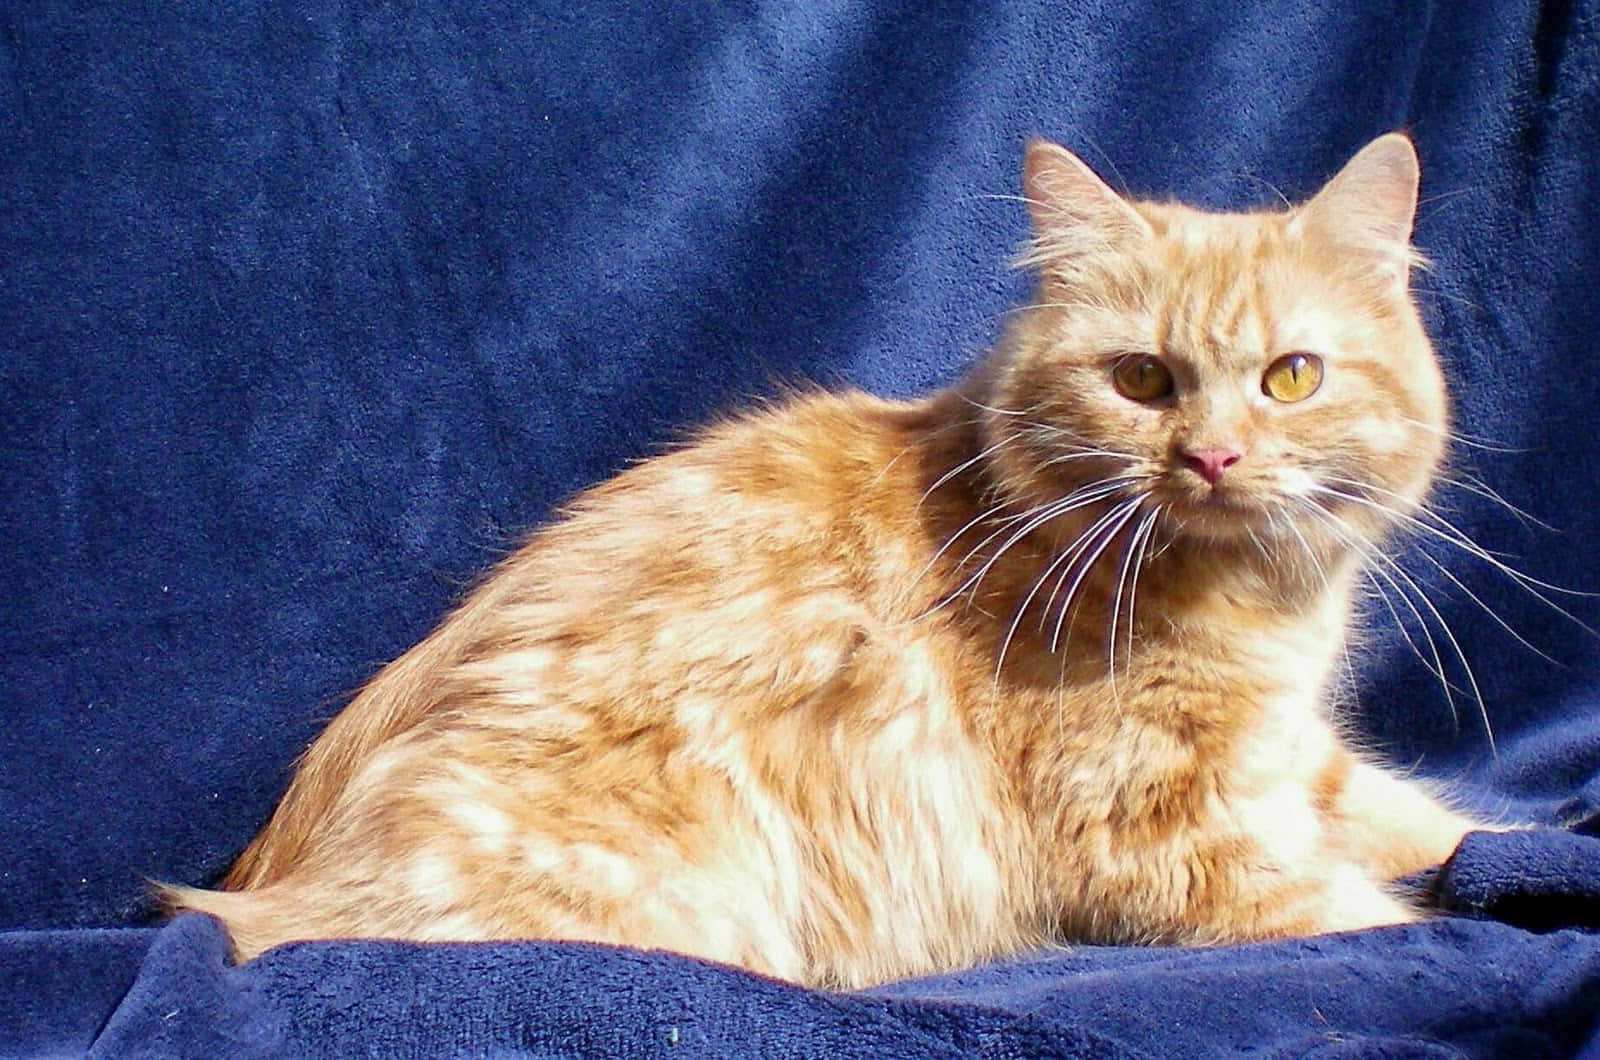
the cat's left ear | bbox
[1291,133,1421,287]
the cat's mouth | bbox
[1193,488,1249,509]
[1156,480,1276,540]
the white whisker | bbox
[910,497,1025,599]
[1030,440,1143,473]
[1303,500,1464,733]
[1275,502,1360,714]
[1048,501,1142,656]
[1361,568,1445,691]
[1313,479,1596,633]
[1413,547,1560,663]
[1397,415,1527,454]
[941,479,1139,612]
[916,435,1016,510]
[1117,506,1163,680]
[1437,473,1557,532]
[953,392,1050,419]
[1000,301,1092,319]
[994,496,1141,680]
[1300,497,1493,752]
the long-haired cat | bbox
[165,133,1497,989]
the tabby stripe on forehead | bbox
[1168,272,1264,359]
[1212,283,1258,356]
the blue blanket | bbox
[4,0,1599,1055]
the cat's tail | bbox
[153,881,305,961]
[221,574,511,892]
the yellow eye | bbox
[1112,354,1174,402]
[1262,352,1324,402]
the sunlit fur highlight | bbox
[164,134,1496,989]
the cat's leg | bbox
[1320,752,1498,879]
[1085,824,1419,944]
[173,822,812,977]
[1177,784,1422,941]
[1257,860,1420,937]
[1130,753,1503,942]
[1064,787,1418,944]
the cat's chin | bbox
[1161,490,1276,544]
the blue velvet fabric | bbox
[4,0,1599,1055]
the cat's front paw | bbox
[1307,864,1420,935]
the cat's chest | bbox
[955,588,1345,823]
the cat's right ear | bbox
[1020,140,1152,269]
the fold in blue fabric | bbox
[1435,830,1600,934]
[19,887,1599,1058]
[3,0,1599,1055]
[5,831,1590,1056]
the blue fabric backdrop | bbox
[3,0,1599,1055]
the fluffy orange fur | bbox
[165,134,1495,988]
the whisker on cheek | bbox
[1295,494,1493,752]
[1109,505,1163,682]
[995,496,1144,681]
[927,475,1146,618]
[1045,499,1145,657]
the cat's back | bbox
[483,387,958,651]
[549,387,942,566]
[215,386,959,895]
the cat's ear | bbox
[1292,133,1421,285]
[1020,140,1151,271]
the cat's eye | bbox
[1261,353,1324,403]
[1111,354,1174,402]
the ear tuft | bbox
[1018,140,1151,272]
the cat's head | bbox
[979,134,1447,555]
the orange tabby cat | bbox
[165,133,1495,989]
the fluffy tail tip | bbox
[148,880,260,960]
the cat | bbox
[164,132,1497,990]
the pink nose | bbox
[1181,446,1241,486]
